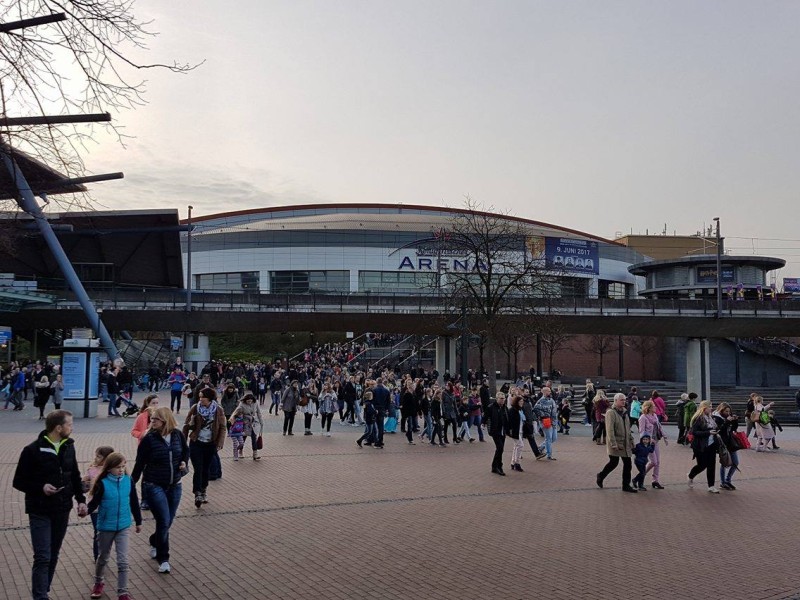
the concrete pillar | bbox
[686,338,711,401]
[183,333,211,374]
[435,337,456,382]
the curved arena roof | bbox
[183,203,620,245]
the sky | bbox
[75,0,800,279]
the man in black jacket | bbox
[371,379,390,448]
[485,392,510,476]
[13,410,88,600]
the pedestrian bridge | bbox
[7,289,800,337]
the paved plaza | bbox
[1,393,799,600]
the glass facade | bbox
[599,280,628,299]
[270,270,348,294]
[195,271,259,291]
[358,271,437,294]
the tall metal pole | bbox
[714,217,722,319]
[186,205,193,312]
[0,152,119,359]
[460,304,468,386]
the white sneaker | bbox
[326,432,331,437]
[687,475,694,488]
[149,546,157,559]
[708,486,720,494]
[158,561,171,574]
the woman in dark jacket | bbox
[400,383,417,445]
[713,402,740,490]
[687,400,720,493]
[442,383,459,444]
[507,395,525,472]
[429,390,445,447]
[131,407,188,574]
[485,392,509,476]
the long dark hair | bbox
[89,452,127,497]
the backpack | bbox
[759,410,770,426]
[229,418,244,436]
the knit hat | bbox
[640,433,651,442]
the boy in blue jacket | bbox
[632,433,655,491]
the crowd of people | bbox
[6,341,796,600]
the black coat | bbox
[400,391,416,418]
[132,429,189,488]
[13,431,86,515]
[485,403,509,437]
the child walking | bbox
[88,452,142,600]
[229,413,245,460]
[356,392,377,448]
[82,446,115,562]
[632,433,655,491]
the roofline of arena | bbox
[180,203,621,245]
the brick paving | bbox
[1,394,800,599]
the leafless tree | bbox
[496,321,535,379]
[541,326,574,375]
[439,197,559,391]
[581,334,618,377]
[626,336,660,380]
[0,0,198,210]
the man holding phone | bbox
[13,410,88,600]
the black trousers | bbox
[321,412,333,432]
[677,424,686,444]
[689,445,717,487]
[283,410,296,434]
[491,434,505,470]
[525,435,542,457]
[375,413,385,445]
[598,455,632,489]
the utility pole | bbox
[714,217,722,319]
[460,304,468,386]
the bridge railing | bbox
[42,288,800,316]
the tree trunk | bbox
[598,351,604,376]
[488,338,498,396]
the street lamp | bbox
[713,217,722,319]
[186,205,193,312]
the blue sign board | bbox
[697,266,735,284]
[62,352,87,399]
[784,278,800,293]
[544,237,599,275]
[0,328,11,345]
[88,352,104,399]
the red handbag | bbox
[733,431,750,449]
[541,417,552,429]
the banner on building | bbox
[542,237,599,275]
[784,278,800,293]
[696,266,735,284]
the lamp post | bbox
[186,205,193,312]
[713,217,722,319]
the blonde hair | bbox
[150,407,178,435]
[593,390,607,403]
[690,400,712,424]
[641,400,655,414]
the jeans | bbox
[269,392,280,414]
[469,414,484,441]
[542,425,557,457]
[189,441,216,494]
[423,414,433,440]
[598,455,632,489]
[458,420,472,441]
[632,461,647,487]
[491,434,505,470]
[357,423,377,444]
[719,450,739,484]
[107,393,120,416]
[29,511,70,600]
[94,528,130,595]
[143,481,181,564]
[375,412,385,445]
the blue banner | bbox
[544,237,599,274]
[784,278,800,293]
[697,266,735,284]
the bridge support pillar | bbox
[183,333,211,375]
[435,337,456,382]
[686,338,711,401]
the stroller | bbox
[118,392,140,417]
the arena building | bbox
[183,203,647,299]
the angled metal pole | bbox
[0,150,120,359]
[714,217,722,319]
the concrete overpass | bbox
[7,290,800,337]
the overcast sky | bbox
[83,0,800,279]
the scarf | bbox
[197,400,218,421]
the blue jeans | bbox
[423,413,433,439]
[469,414,484,441]
[107,393,120,416]
[29,511,70,600]
[720,450,740,484]
[143,482,181,563]
[542,425,557,457]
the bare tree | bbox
[0,0,198,210]
[496,321,535,379]
[581,334,618,377]
[541,326,574,375]
[439,197,559,392]
[626,336,660,380]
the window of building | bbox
[599,280,627,299]
[195,271,260,291]
[358,271,436,293]
[270,271,348,294]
